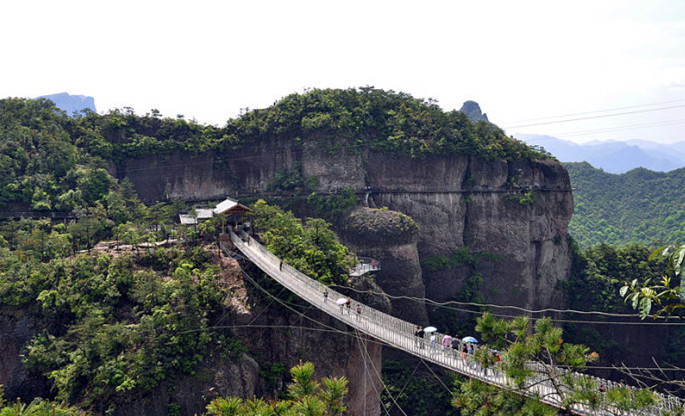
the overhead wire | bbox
[504,103,685,129]
[506,98,685,124]
[329,285,685,325]
[549,118,685,138]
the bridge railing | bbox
[230,230,684,416]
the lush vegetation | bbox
[0,217,239,412]
[2,91,680,414]
[205,361,348,416]
[562,241,685,385]
[251,199,356,286]
[226,87,549,161]
[566,162,685,248]
[0,193,357,414]
[473,312,657,415]
[0,388,88,416]
[2,88,550,187]
[565,243,667,315]
[620,243,685,320]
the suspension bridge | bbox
[229,229,684,415]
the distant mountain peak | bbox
[38,92,96,115]
[459,100,489,122]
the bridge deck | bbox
[230,231,683,416]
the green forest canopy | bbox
[566,162,685,248]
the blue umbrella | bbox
[462,336,478,343]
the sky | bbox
[2,0,685,144]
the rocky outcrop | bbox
[459,100,489,123]
[110,353,260,416]
[117,143,574,317]
[338,207,427,324]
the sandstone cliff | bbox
[115,142,574,317]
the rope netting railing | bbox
[229,230,684,416]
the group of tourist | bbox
[412,326,501,373]
[320,284,503,373]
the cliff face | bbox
[109,138,573,416]
[0,311,51,400]
[116,140,574,315]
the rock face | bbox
[113,139,573,416]
[117,144,574,317]
[0,311,51,400]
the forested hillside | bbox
[566,162,685,248]
[1,91,680,415]
[0,90,553,414]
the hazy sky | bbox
[2,0,684,143]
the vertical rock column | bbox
[337,207,428,324]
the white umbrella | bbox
[424,326,437,333]
[336,298,348,305]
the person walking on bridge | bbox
[415,326,425,349]
[323,288,328,303]
[442,334,453,352]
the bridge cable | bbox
[419,358,458,400]
[235,264,423,411]
[329,284,685,323]
[353,328,406,416]
[390,361,423,413]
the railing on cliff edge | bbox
[229,230,684,416]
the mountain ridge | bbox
[38,92,96,115]
[517,133,685,173]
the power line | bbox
[504,104,685,130]
[549,118,685,138]
[507,98,685,124]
